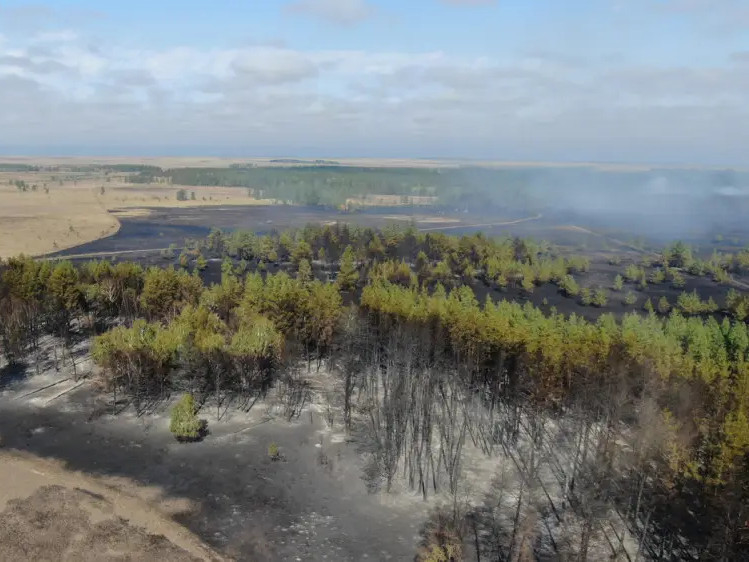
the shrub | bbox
[650,269,666,284]
[170,394,204,442]
[712,268,730,284]
[567,256,590,273]
[688,261,706,276]
[612,274,624,291]
[624,292,638,306]
[580,288,593,306]
[268,442,280,460]
[624,264,641,282]
[592,288,609,308]
[677,290,704,315]
[176,189,188,201]
[658,296,671,315]
[520,274,535,294]
[558,274,580,297]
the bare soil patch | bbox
[0,451,224,561]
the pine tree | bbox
[297,258,313,284]
[169,393,203,441]
[337,246,359,291]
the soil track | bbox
[418,213,543,232]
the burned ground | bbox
[0,350,433,561]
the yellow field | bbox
[0,173,275,258]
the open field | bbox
[0,173,275,257]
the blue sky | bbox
[0,0,748,164]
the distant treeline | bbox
[121,164,749,219]
[100,164,164,173]
[0,163,40,172]
[128,165,540,210]
[267,158,341,165]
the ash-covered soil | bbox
[0,344,440,561]
[49,205,559,260]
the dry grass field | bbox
[0,170,275,258]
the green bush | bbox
[170,393,204,441]
[624,264,642,282]
[592,288,609,308]
[623,292,638,306]
[268,442,280,460]
[650,269,666,284]
[580,288,593,306]
[677,290,705,315]
[558,274,580,297]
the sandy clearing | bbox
[0,450,226,561]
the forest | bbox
[122,164,749,220]
[2,223,749,560]
[130,165,537,211]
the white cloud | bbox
[0,28,747,163]
[231,47,318,84]
[286,0,376,25]
[32,30,78,43]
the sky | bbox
[0,0,748,164]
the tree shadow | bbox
[0,361,28,389]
